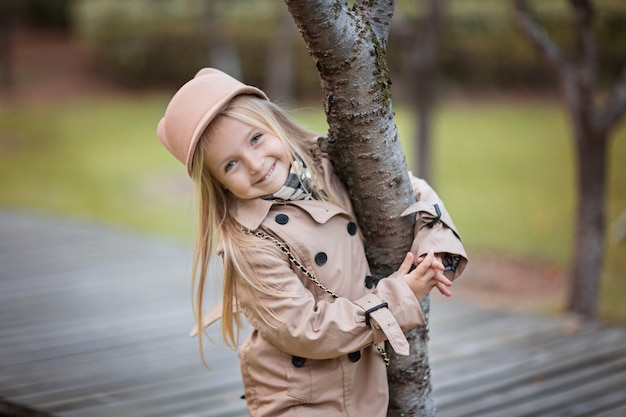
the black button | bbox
[292,356,306,368]
[347,222,358,236]
[364,275,374,289]
[315,252,328,265]
[348,351,361,362]
[275,214,289,225]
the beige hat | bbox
[157,68,268,175]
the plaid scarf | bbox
[262,155,321,201]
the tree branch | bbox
[284,0,356,72]
[598,66,626,136]
[512,0,569,75]
[565,0,596,141]
[570,0,595,74]
[354,0,395,46]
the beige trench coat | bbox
[203,138,467,416]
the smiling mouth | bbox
[257,162,275,184]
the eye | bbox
[250,133,262,145]
[224,160,237,173]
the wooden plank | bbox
[436,347,626,416]
[38,369,243,414]
[466,371,626,417]
[2,210,626,417]
[593,403,626,417]
[54,372,247,417]
[540,391,626,417]
[432,326,626,395]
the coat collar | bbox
[231,197,274,230]
[231,196,349,230]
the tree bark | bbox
[568,130,608,318]
[512,0,625,319]
[285,0,435,415]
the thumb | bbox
[398,252,414,275]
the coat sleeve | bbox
[236,238,424,360]
[402,173,468,280]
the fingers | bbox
[402,250,454,299]
[416,251,445,271]
[434,270,453,287]
[433,254,445,271]
[436,282,452,297]
[414,250,435,273]
[397,252,415,275]
[433,268,453,297]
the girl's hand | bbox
[416,252,453,297]
[398,250,452,299]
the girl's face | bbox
[203,116,291,200]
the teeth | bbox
[261,163,274,182]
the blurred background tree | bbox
[16,0,74,29]
[514,0,626,320]
[65,0,626,95]
[9,0,624,96]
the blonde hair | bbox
[189,95,335,364]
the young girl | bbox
[157,68,467,417]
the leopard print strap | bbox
[241,227,338,299]
[241,226,390,366]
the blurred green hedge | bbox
[71,0,626,95]
[436,0,626,91]
[72,0,210,87]
[14,0,74,29]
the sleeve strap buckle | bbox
[365,302,389,326]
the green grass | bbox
[396,101,626,323]
[397,101,578,262]
[0,95,199,241]
[0,95,624,323]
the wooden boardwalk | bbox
[1,209,625,417]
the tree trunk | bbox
[415,92,433,181]
[413,0,440,183]
[387,299,434,416]
[0,0,16,96]
[513,0,626,319]
[265,15,296,101]
[568,130,608,318]
[392,1,441,181]
[206,0,241,79]
[285,1,435,415]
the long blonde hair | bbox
[189,95,333,363]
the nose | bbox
[244,152,263,175]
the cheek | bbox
[227,174,249,191]
[276,144,290,162]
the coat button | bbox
[315,252,328,265]
[347,222,358,236]
[292,356,306,368]
[348,351,361,362]
[275,214,289,225]
[364,275,374,289]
